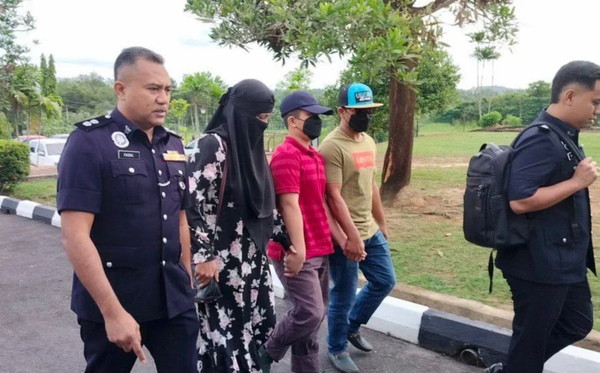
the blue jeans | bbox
[327,230,397,354]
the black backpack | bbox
[463,122,584,291]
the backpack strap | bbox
[487,122,585,294]
[542,122,585,242]
[513,121,584,242]
[488,250,495,294]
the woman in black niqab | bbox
[186,79,291,372]
[205,79,276,252]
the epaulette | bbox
[166,127,182,139]
[75,114,114,132]
[539,124,551,132]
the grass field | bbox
[8,122,600,329]
[380,122,600,328]
[9,178,57,206]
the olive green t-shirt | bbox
[319,127,379,240]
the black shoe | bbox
[484,362,504,373]
[348,333,373,352]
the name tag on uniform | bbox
[118,150,140,160]
[163,151,186,162]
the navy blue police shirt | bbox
[496,110,596,284]
[57,109,195,323]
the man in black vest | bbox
[487,61,600,373]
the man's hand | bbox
[284,249,305,277]
[105,310,146,363]
[195,260,219,287]
[573,157,599,190]
[343,237,366,262]
[380,225,389,240]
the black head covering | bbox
[204,79,276,251]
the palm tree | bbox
[181,72,227,134]
[28,90,61,135]
[478,46,501,113]
[470,32,486,119]
[6,87,29,135]
[472,46,499,118]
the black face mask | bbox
[301,115,322,140]
[348,110,372,132]
[249,116,268,148]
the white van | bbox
[29,139,67,167]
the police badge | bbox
[111,131,130,149]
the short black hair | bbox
[283,109,302,129]
[551,61,600,103]
[114,47,164,81]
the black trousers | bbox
[78,308,199,373]
[504,275,593,373]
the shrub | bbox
[0,140,30,192]
[479,111,503,127]
[503,115,522,127]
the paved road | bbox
[0,213,481,373]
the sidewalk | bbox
[27,165,57,180]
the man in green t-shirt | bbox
[319,83,397,373]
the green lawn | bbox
[388,217,514,310]
[8,178,57,206]
[380,123,600,329]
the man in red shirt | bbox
[259,91,347,373]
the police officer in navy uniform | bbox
[486,61,600,373]
[58,47,198,372]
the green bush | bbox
[479,111,503,127]
[0,140,30,192]
[503,115,522,127]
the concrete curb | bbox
[0,196,61,228]
[2,195,600,372]
[374,277,600,352]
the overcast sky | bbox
[17,0,600,90]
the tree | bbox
[472,45,500,116]
[180,72,227,134]
[46,54,58,96]
[57,73,115,117]
[470,31,486,119]
[416,46,461,117]
[39,54,48,93]
[7,63,38,135]
[276,67,313,94]
[6,63,61,135]
[0,0,35,71]
[0,0,35,130]
[0,112,11,139]
[170,98,190,129]
[477,46,501,113]
[469,5,516,117]
[186,0,518,203]
[527,80,551,99]
[321,45,459,141]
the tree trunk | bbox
[488,60,495,113]
[477,60,482,119]
[380,74,416,203]
[519,96,523,119]
[193,102,200,135]
[14,106,20,136]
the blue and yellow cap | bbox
[338,82,383,109]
